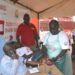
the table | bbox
[27,63,63,75]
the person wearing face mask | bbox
[43,20,73,75]
[0,41,43,75]
[16,13,39,51]
[0,42,27,75]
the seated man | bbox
[0,42,27,75]
[0,41,42,75]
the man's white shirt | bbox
[0,55,27,75]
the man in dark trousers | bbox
[16,13,39,51]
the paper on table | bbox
[16,47,33,56]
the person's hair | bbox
[3,41,20,56]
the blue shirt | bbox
[0,35,6,61]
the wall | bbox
[0,0,38,41]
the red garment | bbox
[16,23,38,46]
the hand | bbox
[46,58,53,65]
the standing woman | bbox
[43,20,73,75]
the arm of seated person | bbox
[23,53,33,59]
[26,60,42,66]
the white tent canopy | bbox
[10,0,75,18]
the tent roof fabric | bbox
[10,0,75,17]
[18,0,63,13]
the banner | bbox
[0,0,30,41]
